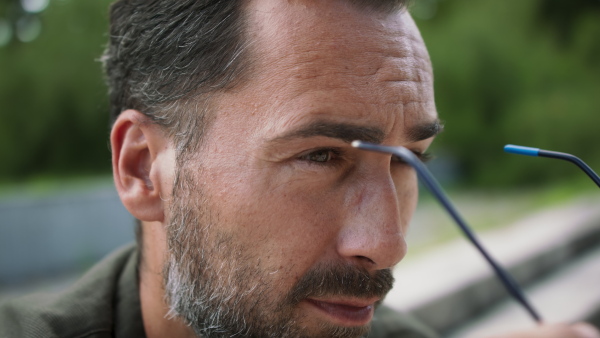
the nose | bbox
[336,169,412,271]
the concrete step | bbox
[383,195,600,334]
[446,245,600,337]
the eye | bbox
[298,148,340,164]
[413,151,433,163]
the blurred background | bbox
[0,0,599,336]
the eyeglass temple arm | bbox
[504,145,600,189]
[352,141,543,323]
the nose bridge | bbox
[337,168,408,270]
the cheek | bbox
[246,189,345,291]
[254,182,341,250]
[206,166,344,274]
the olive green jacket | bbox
[0,244,438,338]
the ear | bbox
[111,110,173,223]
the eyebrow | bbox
[406,119,444,142]
[269,119,443,145]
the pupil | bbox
[312,151,330,162]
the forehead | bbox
[220,0,436,143]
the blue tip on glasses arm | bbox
[352,140,543,323]
[504,144,600,188]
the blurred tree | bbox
[537,0,600,46]
[0,0,112,180]
[415,0,600,187]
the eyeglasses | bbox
[352,141,543,322]
[504,145,600,188]
[352,141,600,323]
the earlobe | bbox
[111,110,171,222]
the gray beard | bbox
[162,168,393,338]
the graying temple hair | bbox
[102,0,250,159]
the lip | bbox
[304,297,378,326]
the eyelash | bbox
[298,148,433,166]
[409,151,433,163]
[298,148,344,167]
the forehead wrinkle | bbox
[246,11,429,115]
[375,59,432,87]
[248,4,418,79]
[281,52,431,108]
[289,35,421,82]
[374,35,433,82]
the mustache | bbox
[286,263,395,304]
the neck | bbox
[139,221,197,338]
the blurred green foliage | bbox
[0,0,599,188]
[0,0,112,181]
[415,0,600,187]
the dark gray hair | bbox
[102,0,250,157]
[101,0,410,155]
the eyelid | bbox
[415,151,433,163]
[298,147,341,157]
[392,150,433,163]
[295,146,432,167]
[297,147,345,165]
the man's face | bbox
[163,1,438,337]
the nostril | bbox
[356,255,376,265]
